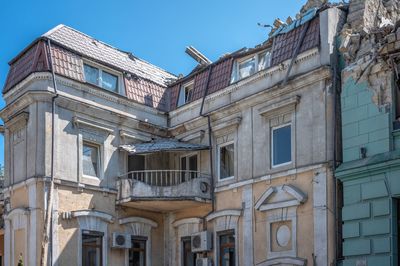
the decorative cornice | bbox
[119,216,158,228]
[71,210,114,223]
[172,217,202,228]
[5,207,30,220]
[72,116,114,134]
[206,209,242,222]
[258,95,300,117]
[119,129,151,142]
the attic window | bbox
[231,50,271,83]
[83,63,119,92]
[177,81,194,107]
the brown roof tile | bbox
[3,41,50,93]
[271,17,320,66]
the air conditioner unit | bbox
[196,258,212,266]
[111,233,131,249]
[191,231,212,252]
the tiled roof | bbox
[43,25,176,87]
[270,16,320,66]
[169,57,234,111]
[169,16,320,111]
[3,41,50,93]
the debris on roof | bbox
[120,138,209,154]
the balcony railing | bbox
[118,170,209,187]
[117,170,212,211]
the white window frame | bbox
[233,49,271,82]
[177,80,194,107]
[83,60,124,94]
[82,141,102,179]
[217,141,235,181]
[271,123,292,168]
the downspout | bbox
[199,65,215,228]
[41,39,59,266]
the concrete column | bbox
[242,184,254,265]
[4,219,11,266]
[313,169,328,265]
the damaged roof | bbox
[120,138,209,154]
[43,24,176,87]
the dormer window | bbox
[177,81,194,107]
[83,63,119,92]
[231,50,271,83]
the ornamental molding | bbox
[119,216,158,228]
[71,210,114,223]
[206,209,242,222]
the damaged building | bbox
[2,0,399,265]
[336,0,400,265]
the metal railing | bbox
[119,170,210,187]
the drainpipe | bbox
[41,39,59,266]
[199,65,215,228]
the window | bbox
[82,230,103,266]
[218,143,234,180]
[83,63,118,92]
[128,155,145,172]
[83,142,100,177]
[238,57,256,80]
[177,81,194,107]
[271,124,292,167]
[129,237,146,266]
[181,154,198,181]
[231,50,271,83]
[182,237,197,266]
[219,231,235,266]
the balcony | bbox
[116,170,212,212]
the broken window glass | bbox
[83,143,99,177]
[258,51,271,71]
[238,57,256,80]
[219,143,234,179]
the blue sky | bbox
[0,0,311,166]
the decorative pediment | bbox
[255,184,307,211]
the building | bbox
[0,1,346,266]
[336,0,400,265]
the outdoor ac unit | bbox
[196,258,212,266]
[191,231,212,252]
[111,233,131,249]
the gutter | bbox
[40,38,59,266]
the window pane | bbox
[82,233,102,266]
[238,58,255,80]
[219,144,234,179]
[219,232,235,266]
[177,86,186,107]
[129,238,146,266]
[272,125,292,166]
[101,71,118,91]
[84,64,99,85]
[83,144,99,177]
[185,84,194,102]
[258,51,271,71]
[128,155,145,172]
[182,238,197,266]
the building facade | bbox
[336,0,400,265]
[1,2,346,266]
